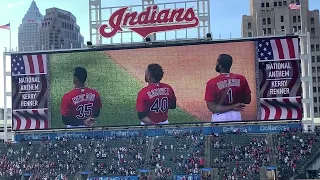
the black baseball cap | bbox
[74,67,87,83]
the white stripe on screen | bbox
[280,39,290,59]
[12,117,17,130]
[15,112,26,130]
[270,40,279,60]
[278,99,288,119]
[23,55,30,74]
[32,55,40,74]
[293,38,300,58]
[38,109,47,129]
[39,119,45,129]
[30,118,36,129]
[268,102,277,119]
[38,109,46,129]
[291,99,298,119]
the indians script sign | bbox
[99,5,199,38]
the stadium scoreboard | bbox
[10,36,302,131]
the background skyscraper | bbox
[242,0,320,117]
[39,8,84,50]
[18,0,43,51]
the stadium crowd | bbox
[0,141,34,180]
[32,137,93,179]
[0,128,319,179]
[91,136,147,177]
[274,128,320,178]
[151,130,205,179]
[211,132,271,180]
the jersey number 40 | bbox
[76,103,93,119]
[150,97,169,113]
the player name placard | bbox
[12,75,48,109]
[259,60,301,98]
[256,37,302,120]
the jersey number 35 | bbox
[76,103,93,119]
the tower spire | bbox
[21,0,43,23]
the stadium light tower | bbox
[89,0,102,45]
[142,0,156,41]
[197,0,211,39]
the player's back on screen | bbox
[61,87,102,120]
[206,73,250,105]
[136,83,176,123]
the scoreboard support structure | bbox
[299,32,315,131]
[3,49,9,142]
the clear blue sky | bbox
[0,0,319,108]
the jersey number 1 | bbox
[227,88,233,103]
[76,103,93,119]
[150,97,169,113]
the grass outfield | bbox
[49,51,199,128]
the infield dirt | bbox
[105,42,257,122]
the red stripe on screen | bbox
[283,98,293,119]
[37,55,45,73]
[275,39,284,59]
[25,116,32,130]
[13,114,22,131]
[27,55,35,73]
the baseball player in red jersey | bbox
[136,64,177,125]
[205,54,251,122]
[60,67,102,128]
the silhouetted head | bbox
[145,63,164,83]
[215,54,233,73]
[73,67,87,86]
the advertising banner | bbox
[14,123,301,141]
[175,174,201,180]
[87,176,138,180]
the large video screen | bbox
[11,37,302,130]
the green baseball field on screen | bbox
[49,51,198,128]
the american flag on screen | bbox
[256,37,302,120]
[11,54,47,75]
[11,54,49,131]
[260,98,302,120]
[12,109,49,130]
[256,38,299,61]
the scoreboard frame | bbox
[2,34,314,141]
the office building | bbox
[242,0,320,117]
[40,8,84,50]
[18,0,43,51]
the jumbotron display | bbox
[11,37,302,130]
